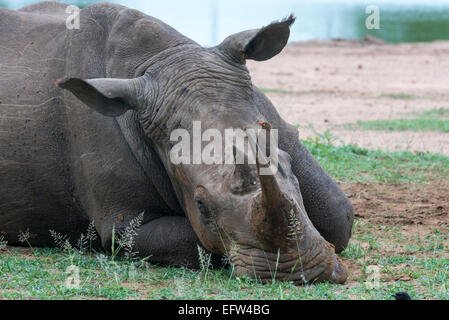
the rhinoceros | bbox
[0,2,354,284]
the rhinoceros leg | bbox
[132,216,201,267]
[283,134,354,253]
[108,215,219,268]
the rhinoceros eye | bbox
[194,187,214,221]
[195,200,209,215]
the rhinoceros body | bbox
[0,2,353,284]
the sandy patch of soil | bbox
[247,40,449,154]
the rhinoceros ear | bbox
[218,14,295,62]
[56,76,146,117]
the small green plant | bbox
[340,242,367,260]
[111,224,116,258]
[49,229,72,252]
[17,228,33,251]
[0,235,7,251]
[271,249,281,286]
[76,233,88,253]
[86,220,98,257]
[307,125,342,146]
[287,209,307,285]
[197,245,212,281]
[111,212,145,260]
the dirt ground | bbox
[340,179,449,286]
[342,181,449,230]
[247,39,449,155]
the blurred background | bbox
[2,0,449,46]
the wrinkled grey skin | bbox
[0,2,354,284]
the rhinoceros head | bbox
[58,15,347,284]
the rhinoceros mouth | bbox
[228,245,347,284]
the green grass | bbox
[419,108,449,119]
[343,107,449,133]
[343,220,449,300]
[2,218,447,300]
[343,118,449,132]
[303,138,449,183]
[379,93,418,100]
[259,88,310,95]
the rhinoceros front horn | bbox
[252,157,290,250]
